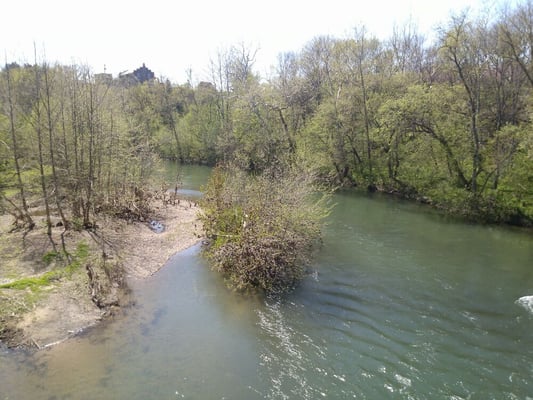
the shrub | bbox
[199,164,331,293]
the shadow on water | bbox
[1,168,532,399]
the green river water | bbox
[1,165,532,399]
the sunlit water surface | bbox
[1,166,532,399]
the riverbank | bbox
[0,198,201,350]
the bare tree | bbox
[389,19,426,74]
[42,63,68,229]
[32,52,56,250]
[499,0,533,87]
[2,61,35,229]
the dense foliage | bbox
[169,4,532,225]
[199,164,330,293]
[2,1,533,236]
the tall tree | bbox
[31,54,56,250]
[42,63,68,229]
[440,13,486,193]
[500,0,533,87]
[1,62,34,229]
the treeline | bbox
[2,2,533,227]
[170,4,532,225]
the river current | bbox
[1,165,532,399]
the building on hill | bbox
[118,63,156,85]
[133,63,155,83]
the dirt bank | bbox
[0,198,202,350]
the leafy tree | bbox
[180,81,220,164]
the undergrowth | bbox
[0,242,90,291]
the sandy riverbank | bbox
[0,198,202,349]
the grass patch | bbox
[0,242,90,290]
[0,270,59,290]
[42,250,61,265]
[65,242,89,275]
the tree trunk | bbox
[33,61,56,251]
[4,63,34,229]
[43,63,68,230]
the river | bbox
[1,165,532,399]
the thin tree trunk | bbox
[4,62,34,229]
[43,63,68,230]
[84,83,96,227]
[33,59,56,251]
[356,32,373,177]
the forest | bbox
[1,2,532,230]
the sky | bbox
[1,0,509,84]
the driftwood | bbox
[85,261,127,309]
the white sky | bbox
[1,0,508,84]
